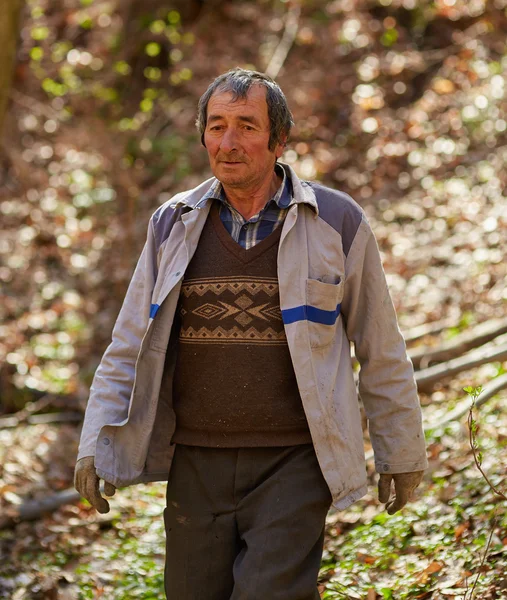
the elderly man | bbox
[75,68,427,599]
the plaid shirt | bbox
[201,164,295,249]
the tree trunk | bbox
[0,0,23,137]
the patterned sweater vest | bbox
[171,201,312,447]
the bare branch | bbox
[410,318,507,370]
[415,338,507,393]
[265,2,301,80]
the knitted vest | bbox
[171,201,312,447]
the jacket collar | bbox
[170,162,319,216]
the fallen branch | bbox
[409,317,507,370]
[0,482,111,529]
[402,317,460,344]
[0,396,53,427]
[364,373,507,462]
[0,411,82,428]
[415,339,507,393]
[0,488,80,529]
[425,372,507,432]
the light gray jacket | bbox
[77,163,427,511]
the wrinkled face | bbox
[203,85,285,190]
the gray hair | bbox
[196,68,294,151]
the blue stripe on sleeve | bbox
[150,304,160,318]
[281,304,341,326]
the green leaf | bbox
[145,42,161,57]
[167,10,180,24]
[30,47,44,61]
[140,98,153,112]
[150,20,166,35]
[31,26,50,41]
[381,28,398,47]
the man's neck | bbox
[221,169,283,220]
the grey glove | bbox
[378,470,424,514]
[74,456,116,514]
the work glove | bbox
[74,456,116,514]
[378,470,424,514]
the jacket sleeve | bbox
[340,216,428,475]
[77,217,159,461]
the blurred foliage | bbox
[0,0,506,407]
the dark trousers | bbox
[164,444,332,600]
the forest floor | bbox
[0,369,506,599]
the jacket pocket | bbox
[306,278,344,349]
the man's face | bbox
[203,85,285,190]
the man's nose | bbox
[219,128,239,153]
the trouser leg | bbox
[163,444,332,600]
[230,444,332,600]
[163,445,241,600]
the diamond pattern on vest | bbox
[179,277,286,345]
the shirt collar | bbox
[197,163,294,211]
[178,162,319,215]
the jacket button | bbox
[383,465,389,472]
[174,271,181,277]
[103,438,111,446]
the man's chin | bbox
[213,168,249,187]
[217,174,247,187]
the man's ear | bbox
[275,136,287,158]
[201,132,206,148]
